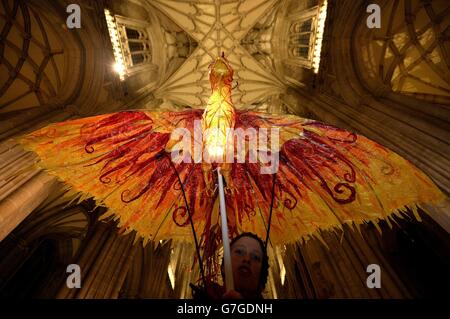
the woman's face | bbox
[230,236,263,294]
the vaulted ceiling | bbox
[146,0,287,109]
[354,0,450,104]
[106,0,326,115]
[0,1,66,113]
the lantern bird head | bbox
[203,54,236,162]
[209,54,233,89]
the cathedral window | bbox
[286,0,328,73]
[104,9,153,80]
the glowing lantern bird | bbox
[19,55,445,289]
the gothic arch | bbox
[0,203,89,297]
[0,0,121,141]
[354,0,450,105]
[308,0,450,196]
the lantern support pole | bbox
[217,167,234,291]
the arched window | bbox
[285,0,328,73]
[119,26,152,67]
[288,18,315,60]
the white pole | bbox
[217,167,234,291]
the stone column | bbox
[0,140,59,241]
[121,241,174,299]
[282,224,413,298]
[56,221,138,299]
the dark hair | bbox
[225,232,270,292]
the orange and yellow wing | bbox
[19,110,217,244]
[19,109,446,247]
[223,111,445,244]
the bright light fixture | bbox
[105,9,126,80]
[313,0,328,74]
